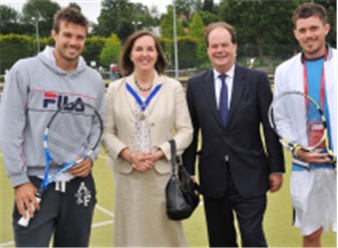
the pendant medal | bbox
[140,113,146,121]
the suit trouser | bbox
[204,194,238,247]
[204,166,267,247]
[13,174,97,247]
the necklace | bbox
[135,81,153,92]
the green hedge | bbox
[0,34,111,72]
[0,34,34,74]
[159,36,198,69]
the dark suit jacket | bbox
[182,65,285,199]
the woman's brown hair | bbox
[120,30,167,76]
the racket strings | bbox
[271,93,323,149]
[47,112,94,164]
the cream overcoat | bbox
[102,72,193,173]
[102,72,193,246]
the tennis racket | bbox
[268,91,336,169]
[18,100,103,227]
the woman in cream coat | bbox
[102,30,193,247]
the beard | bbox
[302,40,326,58]
[56,45,81,62]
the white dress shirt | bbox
[213,65,235,109]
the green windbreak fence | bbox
[2,43,336,82]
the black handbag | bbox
[165,139,200,221]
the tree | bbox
[326,5,336,46]
[20,0,61,37]
[82,36,106,66]
[95,0,133,38]
[175,0,194,18]
[0,5,19,23]
[188,13,205,38]
[160,6,185,39]
[194,0,203,12]
[173,0,205,21]
[0,5,30,35]
[100,33,122,67]
[198,10,219,26]
[219,0,300,65]
[149,4,161,26]
[95,0,158,41]
[188,12,208,66]
[203,0,214,12]
[131,3,155,29]
[116,18,134,42]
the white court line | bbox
[0,217,113,247]
[98,154,108,160]
[0,142,110,246]
[1,152,204,247]
[0,206,114,247]
[92,220,114,228]
[0,219,114,247]
[0,241,14,247]
[95,204,114,218]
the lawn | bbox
[0,149,336,247]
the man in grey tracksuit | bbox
[2,7,105,247]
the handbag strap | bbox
[169,139,177,174]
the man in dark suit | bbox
[182,22,285,247]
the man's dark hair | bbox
[292,3,328,26]
[53,6,89,34]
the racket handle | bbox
[17,195,41,227]
[329,155,337,167]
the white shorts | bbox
[290,168,337,236]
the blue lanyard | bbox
[126,83,162,111]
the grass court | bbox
[0,148,336,247]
